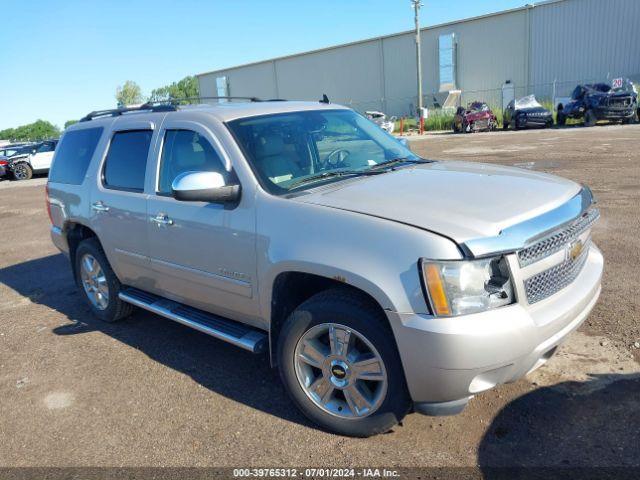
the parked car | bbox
[557,78,638,127]
[365,111,396,133]
[503,95,553,130]
[452,102,497,132]
[9,139,58,180]
[48,100,603,437]
[0,143,34,179]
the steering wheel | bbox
[323,148,351,169]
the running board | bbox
[119,287,267,354]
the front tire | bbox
[12,162,33,180]
[75,238,134,322]
[584,109,597,127]
[277,289,410,437]
[556,111,566,126]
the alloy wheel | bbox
[80,253,109,310]
[294,323,388,419]
[14,165,28,180]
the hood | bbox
[463,110,493,121]
[296,161,581,244]
[516,106,552,115]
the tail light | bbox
[0,160,8,166]
[45,183,53,224]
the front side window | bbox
[103,130,152,192]
[157,129,227,194]
[227,109,421,195]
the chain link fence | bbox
[343,73,640,122]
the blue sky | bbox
[0,0,525,130]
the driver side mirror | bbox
[171,171,241,204]
[397,137,409,147]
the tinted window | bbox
[103,130,152,191]
[48,127,103,185]
[38,142,55,153]
[157,130,226,194]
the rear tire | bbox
[584,109,597,127]
[277,289,411,437]
[74,238,134,323]
[12,162,32,181]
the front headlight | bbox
[420,256,515,316]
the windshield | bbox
[227,109,421,195]
[586,83,612,93]
[515,95,542,109]
[468,102,489,112]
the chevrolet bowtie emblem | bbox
[568,239,584,261]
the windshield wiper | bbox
[369,157,432,170]
[289,169,384,190]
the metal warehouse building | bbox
[197,0,640,116]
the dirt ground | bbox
[0,124,639,470]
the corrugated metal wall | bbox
[198,0,639,116]
[530,0,640,99]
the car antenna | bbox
[319,94,330,104]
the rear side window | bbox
[103,130,152,192]
[48,127,103,185]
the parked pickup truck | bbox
[47,100,603,437]
[557,79,638,127]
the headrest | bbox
[255,134,284,157]
[174,142,205,168]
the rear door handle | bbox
[91,201,110,213]
[150,213,174,226]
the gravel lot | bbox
[0,125,638,469]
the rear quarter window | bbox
[48,127,103,185]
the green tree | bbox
[0,120,60,142]
[116,80,143,107]
[149,76,199,104]
[64,119,78,129]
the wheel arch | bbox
[267,269,393,366]
[64,221,100,283]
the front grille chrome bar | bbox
[518,208,599,267]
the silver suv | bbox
[47,100,603,437]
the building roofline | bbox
[196,0,567,78]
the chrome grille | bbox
[524,240,590,304]
[518,208,599,267]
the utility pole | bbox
[411,0,424,132]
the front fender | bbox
[255,192,462,324]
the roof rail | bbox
[79,104,177,122]
[142,96,263,107]
[80,96,278,122]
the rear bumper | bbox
[50,226,69,256]
[388,245,603,414]
[0,165,7,177]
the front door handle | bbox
[91,201,110,213]
[150,213,174,226]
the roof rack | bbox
[80,96,282,122]
[142,96,263,107]
[79,104,177,122]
